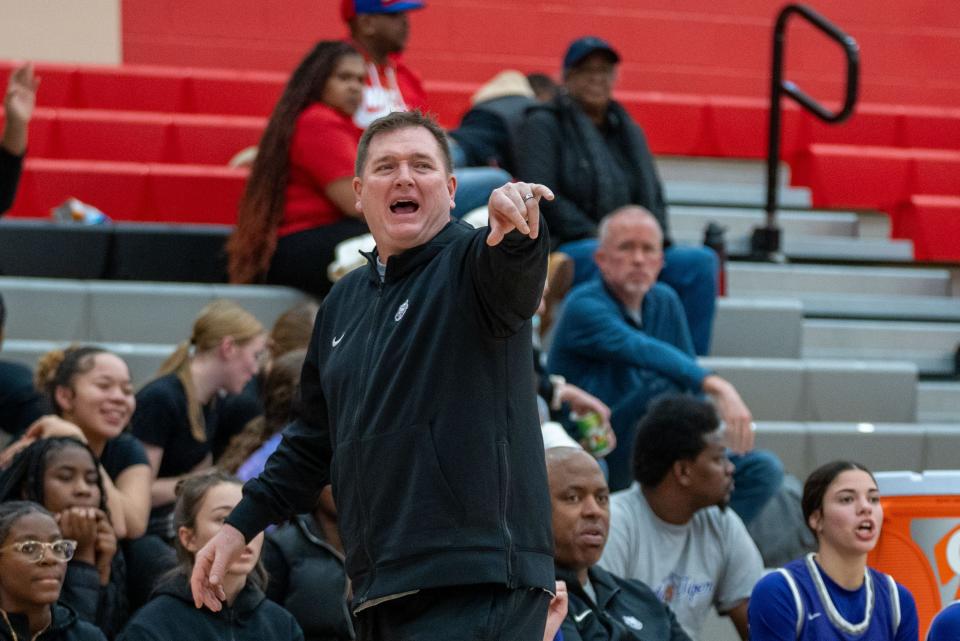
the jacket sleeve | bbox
[261,536,291,604]
[551,289,708,391]
[59,561,101,626]
[0,146,23,215]
[226,315,332,541]
[514,111,597,244]
[467,220,549,337]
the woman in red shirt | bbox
[228,41,366,298]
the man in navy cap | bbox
[515,36,720,357]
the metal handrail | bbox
[753,3,860,260]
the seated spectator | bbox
[548,207,783,517]
[215,301,318,462]
[228,41,367,299]
[0,292,48,436]
[748,461,918,641]
[928,601,960,641]
[598,396,764,640]
[546,445,691,641]
[0,437,126,638]
[261,485,353,641]
[118,470,302,641]
[219,348,306,480]
[448,70,539,173]
[1,63,38,215]
[132,300,266,541]
[515,37,717,354]
[0,501,107,641]
[1,346,150,540]
[341,0,512,215]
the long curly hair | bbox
[227,40,361,284]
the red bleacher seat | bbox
[893,195,960,262]
[26,109,265,165]
[8,159,246,224]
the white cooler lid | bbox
[876,470,960,496]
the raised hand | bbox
[486,181,554,247]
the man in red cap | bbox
[341,0,428,129]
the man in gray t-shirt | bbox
[598,396,762,640]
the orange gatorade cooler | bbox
[869,471,960,640]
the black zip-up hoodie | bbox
[0,604,106,641]
[228,219,555,609]
[117,575,302,641]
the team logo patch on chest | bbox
[622,615,643,631]
[395,299,409,322]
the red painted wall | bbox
[122,0,960,108]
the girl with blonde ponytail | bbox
[0,345,151,540]
[131,300,266,541]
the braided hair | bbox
[0,501,54,545]
[0,437,108,514]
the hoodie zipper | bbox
[498,441,515,585]
[351,276,384,605]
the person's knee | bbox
[735,449,785,493]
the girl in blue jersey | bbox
[748,461,918,640]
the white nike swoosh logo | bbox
[332,333,345,347]
[807,613,822,621]
[574,610,592,623]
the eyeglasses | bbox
[0,539,77,563]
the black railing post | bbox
[752,3,860,261]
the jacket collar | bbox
[556,564,622,611]
[156,573,266,615]
[294,514,346,562]
[361,219,472,284]
[0,604,75,641]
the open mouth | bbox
[855,521,876,538]
[390,199,420,215]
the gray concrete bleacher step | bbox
[726,263,952,298]
[917,381,960,423]
[782,292,960,323]
[711,298,804,358]
[698,356,917,423]
[0,276,307,344]
[754,421,960,480]
[669,205,860,238]
[802,319,960,376]
[664,180,812,208]
[4,339,174,387]
[656,156,793,186]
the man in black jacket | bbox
[546,446,691,641]
[192,110,558,640]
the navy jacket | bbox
[118,575,302,641]
[263,515,354,641]
[228,220,555,609]
[0,604,106,641]
[559,566,691,641]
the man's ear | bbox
[673,459,692,487]
[353,176,363,214]
[447,173,457,210]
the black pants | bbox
[356,584,551,641]
[267,218,369,299]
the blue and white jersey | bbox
[749,553,919,640]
